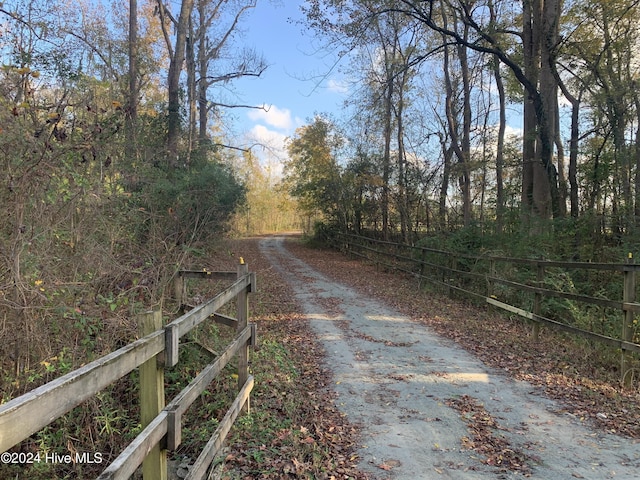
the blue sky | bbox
[228,1,348,165]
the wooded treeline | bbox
[0,0,291,402]
[285,0,640,259]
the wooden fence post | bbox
[448,253,457,297]
[532,262,545,342]
[368,237,379,271]
[419,248,427,278]
[173,273,185,310]
[486,258,496,298]
[440,251,447,294]
[138,309,167,480]
[237,259,250,414]
[622,254,636,388]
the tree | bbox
[367,10,422,240]
[313,1,565,222]
[194,0,266,150]
[283,116,347,228]
[157,0,266,165]
[394,0,561,230]
[127,0,138,160]
[579,0,639,234]
[231,151,299,234]
[439,2,474,228]
[156,0,195,164]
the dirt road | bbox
[258,236,639,479]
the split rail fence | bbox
[0,261,257,480]
[336,232,640,386]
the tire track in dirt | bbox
[259,236,640,479]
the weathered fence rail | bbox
[0,260,257,480]
[336,232,640,386]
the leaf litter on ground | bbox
[283,236,640,440]
[195,237,370,479]
[192,234,638,479]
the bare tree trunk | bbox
[559,87,581,219]
[439,141,453,232]
[522,0,539,218]
[552,44,584,220]
[487,0,506,235]
[555,105,567,217]
[381,73,393,241]
[197,0,208,151]
[633,87,640,229]
[458,22,472,227]
[397,93,409,243]
[166,0,195,166]
[540,0,561,218]
[395,53,413,243]
[126,0,137,161]
[494,56,506,234]
[569,98,580,218]
[440,3,471,229]
[522,0,554,232]
[603,13,632,232]
[186,16,196,166]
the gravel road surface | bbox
[259,236,640,479]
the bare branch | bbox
[201,64,268,84]
[209,102,269,110]
[62,29,120,81]
[213,142,265,153]
[156,0,174,58]
[213,143,251,152]
[208,3,257,61]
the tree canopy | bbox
[293,0,640,255]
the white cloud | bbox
[327,78,349,94]
[247,124,288,153]
[505,124,523,139]
[245,105,305,178]
[245,124,289,178]
[247,105,295,131]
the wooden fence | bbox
[0,260,257,480]
[335,232,640,386]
